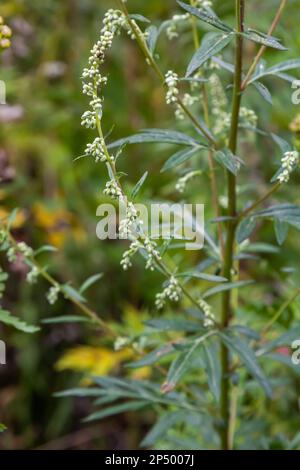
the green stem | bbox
[220,0,244,450]
[238,182,281,221]
[263,287,300,335]
[116,0,216,146]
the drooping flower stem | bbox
[220,0,245,450]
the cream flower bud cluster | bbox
[26,265,39,284]
[47,285,60,305]
[103,179,123,199]
[240,107,258,128]
[166,14,189,40]
[120,240,140,270]
[85,137,107,162]
[81,10,125,130]
[277,150,299,183]
[155,276,181,310]
[194,0,213,7]
[7,241,33,262]
[119,202,140,238]
[198,299,215,328]
[0,16,12,50]
[176,171,198,193]
[144,237,161,271]
[165,71,180,105]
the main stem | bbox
[220,0,244,450]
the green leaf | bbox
[203,280,253,299]
[34,245,58,256]
[7,208,19,231]
[186,32,234,77]
[176,271,228,282]
[214,148,243,176]
[131,171,148,198]
[129,14,150,24]
[42,315,90,324]
[146,25,159,54]
[271,133,292,153]
[108,129,200,149]
[61,284,86,303]
[257,327,300,356]
[252,81,273,105]
[83,401,147,423]
[177,2,233,33]
[162,332,214,392]
[0,309,40,333]
[141,411,185,448]
[253,204,300,230]
[203,341,221,402]
[236,217,257,244]
[54,388,101,398]
[126,344,176,369]
[274,219,289,245]
[0,423,7,433]
[79,273,103,294]
[220,332,272,397]
[145,319,201,332]
[241,29,287,51]
[161,146,204,172]
[249,59,300,84]
[229,325,261,341]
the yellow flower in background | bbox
[56,343,151,382]
[55,346,132,377]
[33,202,86,248]
[290,114,300,134]
[0,207,26,228]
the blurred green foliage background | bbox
[0,0,300,449]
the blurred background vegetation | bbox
[0,0,300,449]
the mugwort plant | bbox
[1,1,300,450]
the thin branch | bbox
[241,0,287,90]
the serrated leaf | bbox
[83,401,147,423]
[161,146,201,172]
[202,280,253,299]
[220,332,272,397]
[186,32,234,77]
[131,171,148,198]
[177,1,233,33]
[236,217,257,244]
[108,129,200,149]
[214,148,243,175]
[0,309,40,333]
